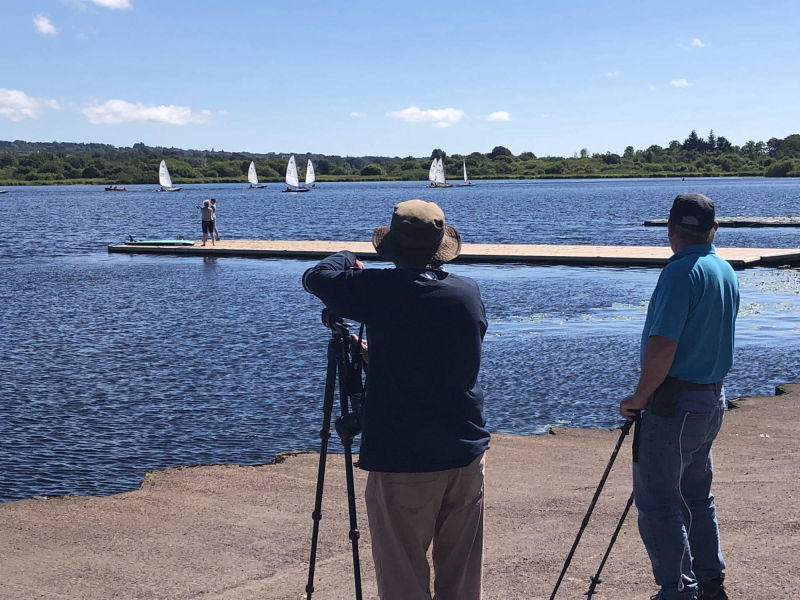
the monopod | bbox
[548,415,638,600]
[305,309,366,600]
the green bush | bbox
[360,164,384,176]
[765,160,798,177]
[82,166,101,178]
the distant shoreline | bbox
[0,173,782,187]
[3,131,798,186]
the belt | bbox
[649,377,723,418]
[663,376,722,391]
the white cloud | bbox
[605,71,621,78]
[671,79,692,88]
[385,106,464,127]
[690,38,709,48]
[350,111,366,118]
[66,0,132,9]
[33,14,58,36]
[0,88,60,121]
[487,111,511,121]
[541,113,551,119]
[90,0,132,8]
[81,99,212,125]
[648,84,657,92]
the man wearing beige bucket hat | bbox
[303,199,490,600]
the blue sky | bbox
[1,0,798,158]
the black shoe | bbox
[697,575,728,600]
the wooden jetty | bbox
[108,239,800,270]
[645,216,800,227]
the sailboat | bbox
[282,155,310,192]
[427,158,438,186]
[247,161,267,188]
[305,159,316,188]
[428,157,451,188]
[457,159,475,186]
[157,160,181,192]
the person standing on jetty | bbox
[302,199,490,600]
[620,193,739,600]
[197,199,215,246]
[210,198,221,241]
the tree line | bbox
[1,130,799,186]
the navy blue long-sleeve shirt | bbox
[302,251,490,473]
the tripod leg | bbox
[333,335,364,600]
[548,419,634,600]
[305,339,338,600]
[586,492,634,598]
[342,438,363,600]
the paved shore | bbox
[1,384,797,600]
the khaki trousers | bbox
[365,454,486,600]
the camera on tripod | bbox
[320,308,366,440]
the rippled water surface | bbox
[2,179,799,501]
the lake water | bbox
[2,178,799,501]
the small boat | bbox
[157,160,182,192]
[247,161,267,189]
[105,185,127,191]
[305,159,316,188]
[0,190,7,194]
[456,159,475,186]
[427,157,451,188]
[125,235,194,246]
[282,155,310,192]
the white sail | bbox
[305,160,316,185]
[285,155,299,188]
[428,158,437,183]
[463,159,468,182]
[434,158,447,186]
[248,161,259,185]
[158,160,173,188]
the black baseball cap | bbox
[669,193,715,231]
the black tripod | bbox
[548,415,638,600]
[586,491,635,598]
[306,309,366,600]
[585,414,640,598]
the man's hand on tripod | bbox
[620,393,647,419]
[350,334,369,367]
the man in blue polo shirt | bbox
[620,193,739,600]
[303,199,490,600]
